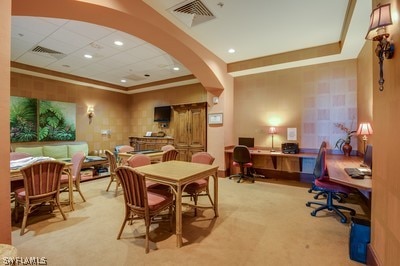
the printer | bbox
[281,142,299,154]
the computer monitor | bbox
[364,144,373,169]
[238,137,254,148]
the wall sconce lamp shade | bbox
[365,3,395,91]
[87,106,94,124]
[269,127,277,152]
[357,123,373,154]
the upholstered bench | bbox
[12,142,109,181]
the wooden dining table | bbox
[10,160,74,211]
[134,160,219,248]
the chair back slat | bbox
[116,166,148,211]
[20,160,65,200]
[105,150,118,171]
[161,149,179,162]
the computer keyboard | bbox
[344,168,371,179]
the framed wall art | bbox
[208,113,223,125]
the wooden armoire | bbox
[172,102,207,161]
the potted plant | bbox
[334,123,356,156]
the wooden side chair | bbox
[128,154,169,191]
[105,150,120,196]
[117,145,135,165]
[14,160,67,235]
[115,166,174,253]
[183,152,215,216]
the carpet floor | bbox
[11,176,369,266]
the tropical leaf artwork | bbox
[10,96,38,142]
[38,100,76,141]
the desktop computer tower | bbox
[349,217,371,264]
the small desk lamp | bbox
[357,122,373,155]
[269,127,277,152]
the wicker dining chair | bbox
[105,150,120,196]
[14,160,67,235]
[183,152,215,216]
[115,166,174,253]
[60,151,86,202]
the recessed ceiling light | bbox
[228,48,235,54]
[120,79,127,83]
[173,67,180,71]
[114,40,123,46]
[84,54,93,59]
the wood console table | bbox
[129,136,174,151]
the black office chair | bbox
[229,145,255,183]
[308,141,347,202]
[306,145,356,223]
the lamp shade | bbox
[357,123,373,135]
[365,3,393,40]
[269,127,277,134]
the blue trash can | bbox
[349,217,371,264]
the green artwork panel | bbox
[10,96,38,143]
[39,100,76,141]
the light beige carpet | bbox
[11,177,368,266]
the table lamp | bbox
[269,127,277,152]
[357,122,373,155]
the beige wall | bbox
[0,0,11,244]
[234,60,358,151]
[369,0,400,265]
[357,41,374,151]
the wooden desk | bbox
[134,160,219,248]
[326,155,372,191]
[225,148,316,175]
[10,161,75,210]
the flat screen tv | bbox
[154,106,171,122]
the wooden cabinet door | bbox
[173,107,190,148]
[188,107,205,148]
[172,103,206,161]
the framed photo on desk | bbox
[208,113,223,125]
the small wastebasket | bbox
[349,217,371,264]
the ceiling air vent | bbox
[30,45,66,60]
[168,0,216,27]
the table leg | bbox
[64,168,74,211]
[213,170,219,217]
[175,184,182,247]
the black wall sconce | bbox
[365,3,395,91]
